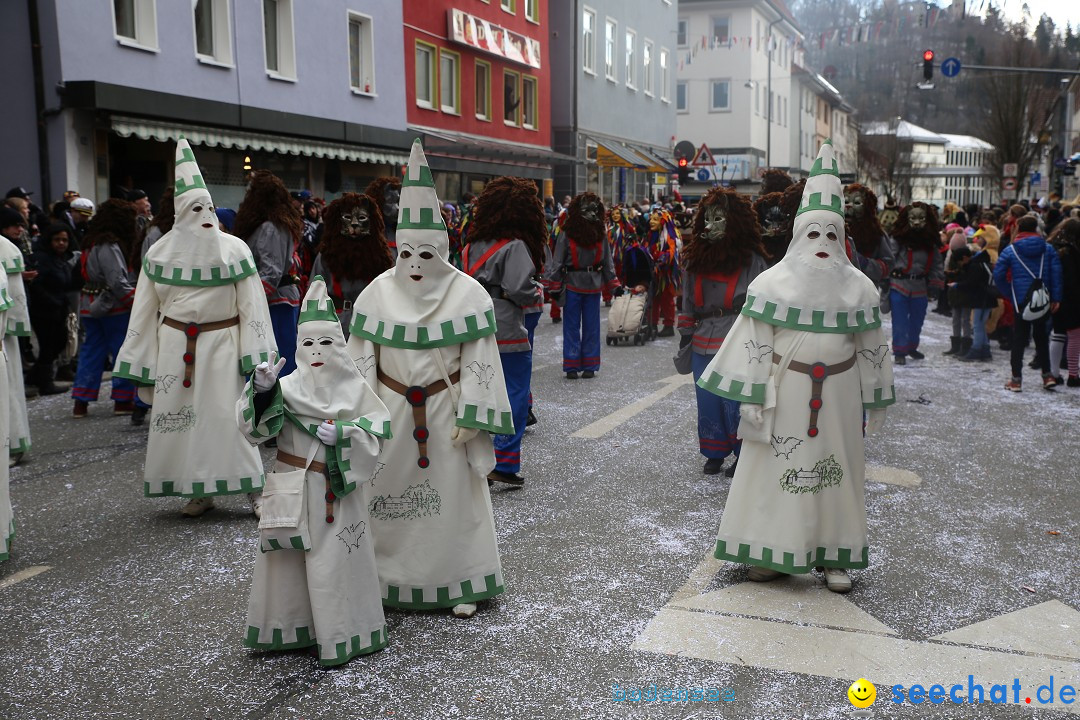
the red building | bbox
[403,0,559,201]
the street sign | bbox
[691,143,716,167]
[1003,163,1018,176]
[696,168,711,182]
[941,57,961,77]
[1031,171,1041,184]
[1065,166,1076,176]
[1002,177,1017,192]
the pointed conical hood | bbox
[739,140,881,333]
[397,140,450,261]
[298,276,340,325]
[174,136,209,201]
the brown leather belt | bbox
[162,315,240,388]
[377,367,461,469]
[277,449,338,525]
[773,352,857,438]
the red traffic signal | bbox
[922,49,934,62]
[922,49,934,81]
[678,157,689,168]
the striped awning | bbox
[592,139,651,169]
[110,115,409,165]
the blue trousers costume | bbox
[524,312,539,411]
[269,303,299,376]
[692,352,741,459]
[493,349,532,474]
[73,314,135,403]
[562,291,601,373]
[889,290,928,357]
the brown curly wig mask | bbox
[234,170,303,243]
[753,192,790,263]
[148,186,175,235]
[364,176,402,230]
[843,183,885,258]
[892,202,940,251]
[467,176,547,272]
[760,168,794,196]
[84,198,139,267]
[319,193,392,281]
[682,186,764,275]
[561,192,605,248]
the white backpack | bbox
[1011,250,1050,321]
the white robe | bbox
[0,277,13,560]
[0,239,30,457]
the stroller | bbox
[606,244,654,346]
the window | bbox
[676,18,688,48]
[643,40,653,96]
[263,0,296,79]
[503,70,521,125]
[475,60,491,120]
[348,12,375,94]
[676,80,688,112]
[755,84,759,114]
[415,41,436,109]
[439,49,460,114]
[710,16,729,44]
[625,29,636,89]
[659,48,669,101]
[113,0,158,51]
[522,75,537,129]
[583,8,596,74]
[710,79,730,112]
[501,0,515,13]
[525,0,538,23]
[193,0,232,64]
[605,19,617,80]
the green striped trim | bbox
[144,474,263,498]
[9,436,30,456]
[398,205,447,231]
[6,320,30,337]
[1,256,24,273]
[741,293,881,333]
[0,289,12,313]
[240,351,273,376]
[259,534,310,552]
[696,371,767,404]
[715,539,868,573]
[863,385,896,409]
[457,404,514,435]
[338,417,391,441]
[401,162,435,189]
[809,151,839,177]
[143,255,257,287]
[112,361,154,385]
[383,574,504,609]
[350,308,497,349]
[297,300,338,325]
[240,381,284,440]
[0,519,14,562]
[244,625,388,666]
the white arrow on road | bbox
[572,374,694,439]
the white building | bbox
[940,134,995,208]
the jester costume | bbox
[646,208,681,335]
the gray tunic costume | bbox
[678,255,768,356]
[80,243,136,317]
[544,232,618,296]
[247,220,300,308]
[886,241,945,299]
[463,238,540,352]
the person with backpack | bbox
[993,215,1063,391]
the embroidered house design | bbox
[368,480,441,521]
[779,455,843,495]
[152,405,196,434]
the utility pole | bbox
[765,16,782,170]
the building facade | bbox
[403,0,556,202]
[549,0,678,205]
[2,0,413,210]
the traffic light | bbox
[677,156,690,185]
[923,49,934,81]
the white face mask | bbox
[395,240,445,294]
[175,193,218,240]
[296,323,353,389]
[798,219,846,270]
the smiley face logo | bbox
[848,678,876,708]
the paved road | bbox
[1,307,1077,719]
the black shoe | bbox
[131,406,149,426]
[943,336,961,356]
[657,325,675,338]
[526,409,538,426]
[725,458,739,478]
[552,317,561,324]
[1068,376,1080,387]
[487,470,525,486]
[35,381,66,396]
[55,365,75,382]
[894,355,906,365]
[703,458,724,475]
[566,371,579,379]
[581,370,595,378]
[604,299,611,307]
[907,349,925,360]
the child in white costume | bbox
[114,138,277,517]
[346,141,513,619]
[698,140,895,593]
[238,276,391,666]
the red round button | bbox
[809,398,823,410]
[406,388,425,406]
[417,456,430,469]
[810,364,826,380]
[325,514,335,524]
[184,323,199,338]
[808,427,819,438]
[182,379,192,388]
[325,491,336,503]
[413,427,429,442]
[183,352,194,364]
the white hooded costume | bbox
[698,140,895,573]
[0,237,30,458]
[237,276,390,665]
[114,138,277,498]
[0,272,13,560]
[345,140,513,609]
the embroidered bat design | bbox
[155,374,179,393]
[745,339,774,364]
[771,435,803,459]
[858,344,890,369]
[126,329,140,341]
[355,355,376,377]
[465,361,495,388]
[336,521,367,554]
[247,320,268,339]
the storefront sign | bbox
[448,9,541,69]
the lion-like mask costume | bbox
[892,202,940,252]
[467,176,547,272]
[319,193,392,281]
[562,192,605,248]
[844,183,886,258]
[682,186,764,275]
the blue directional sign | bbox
[941,57,961,78]
[1031,171,1041,184]
[696,168,711,182]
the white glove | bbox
[450,425,479,448]
[739,404,764,428]
[316,420,338,446]
[254,354,286,393]
[865,409,887,435]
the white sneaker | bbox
[248,492,263,519]
[452,602,477,618]
[180,496,215,517]
[823,567,852,593]
[747,566,786,582]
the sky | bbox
[983,0,1080,29]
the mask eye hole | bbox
[400,250,412,259]
[419,251,433,260]
[827,231,838,241]
[301,338,314,347]
[192,205,203,213]
[319,338,333,346]
[808,231,820,239]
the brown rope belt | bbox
[377,367,461,470]
[277,449,339,524]
[162,315,240,388]
[772,352,857,439]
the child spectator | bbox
[1048,219,1080,386]
[28,225,82,394]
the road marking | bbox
[0,565,52,591]
[866,464,922,488]
[572,374,693,439]
[634,552,1080,713]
